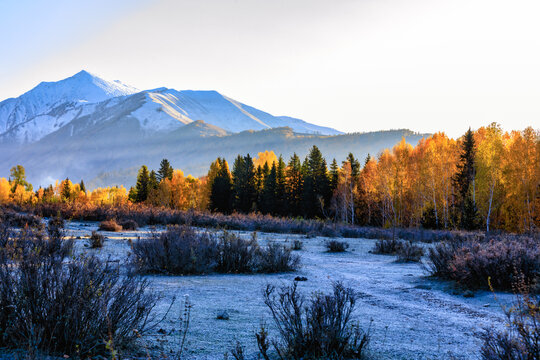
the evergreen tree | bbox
[261,162,277,214]
[286,153,303,217]
[79,180,86,194]
[128,186,137,203]
[149,170,159,191]
[61,178,71,202]
[209,158,233,213]
[302,146,330,218]
[275,156,287,215]
[134,165,150,203]
[157,159,174,182]
[346,152,360,177]
[453,129,479,229]
[232,154,257,212]
[364,154,372,167]
[329,159,339,193]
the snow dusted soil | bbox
[65,221,513,360]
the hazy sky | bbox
[1,0,539,138]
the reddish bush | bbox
[428,237,540,291]
[98,219,122,232]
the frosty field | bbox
[66,221,512,360]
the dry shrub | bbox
[12,203,498,243]
[259,282,370,359]
[396,241,424,263]
[0,224,157,357]
[480,284,539,359]
[131,226,300,275]
[326,240,349,253]
[0,207,43,229]
[99,219,122,232]
[119,219,138,230]
[88,231,105,248]
[372,239,402,255]
[428,237,540,291]
[291,239,303,251]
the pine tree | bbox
[261,162,277,214]
[61,178,71,202]
[232,154,257,212]
[134,165,150,203]
[302,146,330,218]
[209,158,233,213]
[346,152,360,177]
[275,156,287,215]
[329,159,339,193]
[285,153,303,217]
[157,159,174,182]
[79,180,86,194]
[149,170,159,190]
[453,128,479,229]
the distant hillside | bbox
[0,121,427,188]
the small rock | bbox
[157,328,167,334]
[483,304,490,308]
[463,290,475,298]
[294,276,308,282]
[216,310,230,320]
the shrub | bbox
[119,219,138,230]
[256,242,301,273]
[0,226,157,357]
[372,239,402,255]
[215,231,257,273]
[88,231,105,248]
[132,225,218,274]
[291,239,303,251]
[131,226,300,275]
[325,240,349,253]
[0,208,43,229]
[396,241,424,262]
[259,282,370,359]
[99,219,122,232]
[428,237,540,291]
[480,290,539,359]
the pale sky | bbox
[1,0,539,138]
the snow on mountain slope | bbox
[0,71,342,144]
[0,70,138,143]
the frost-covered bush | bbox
[99,219,122,232]
[88,230,105,248]
[325,240,349,252]
[256,241,301,273]
[396,241,424,262]
[0,207,43,229]
[0,225,157,357]
[259,282,370,359]
[480,290,539,359]
[119,219,139,230]
[132,225,218,274]
[372,238,402,254]
[291,239,303,250]
[132,226,300,275]
[428,237,540,291]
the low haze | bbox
[1,0,539,138]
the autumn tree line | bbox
[1,123,538,233]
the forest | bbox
[1,123,539,234]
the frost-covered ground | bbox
[65,221,513,360]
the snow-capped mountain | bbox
[0,71,341,144]
[0,70,138,143]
